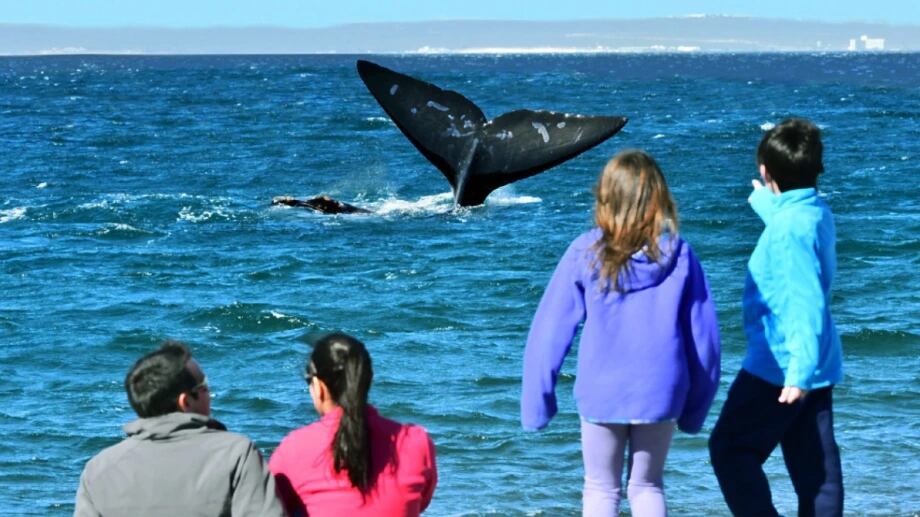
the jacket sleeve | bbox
[521,244,586,430]
[749,186,778,224]
[268,441,307,517]
[232,441,288,517]
[74,467,102,517]
[677,247,721,434]
[419,431,438,512]
[774,225,825,389]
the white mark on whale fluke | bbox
[496,130,514,141]
[389,84,399,95]
[426,101,450,112]
[556,122,566,129]
[532,122,550,143]
[411,107,418,115]
[463,119,475,129]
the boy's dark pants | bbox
[709,370,843,516]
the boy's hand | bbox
[748,179,766,204]
[778,386,807,404]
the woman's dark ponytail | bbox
[310,333,373,492]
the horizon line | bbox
[3,49,912,58]
[2,15,917,31]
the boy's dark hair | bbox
[125,341,198,418]
[757,118,824,191]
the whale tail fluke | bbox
[356,59,627,207]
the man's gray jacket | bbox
[75,412,286,516]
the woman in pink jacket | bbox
[270,333,437,516]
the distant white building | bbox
[860,35,885,50]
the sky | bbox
[2,0,918,27]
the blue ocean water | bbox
[0,53,918,515]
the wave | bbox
[485,188,541,206]
[0,207,26,224]
[841,328,918,356]
[370,192,455,216]
[360,190,540,216]
[88,223,161,239]
[177,205,233,223]
[183,302,315,334]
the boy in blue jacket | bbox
[709,118,844,516]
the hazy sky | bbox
[3,0,918,27]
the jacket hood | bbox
[583,229,683,293]
[123,412,226,440]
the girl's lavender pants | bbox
[580,419,675,516]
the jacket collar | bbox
[123,412,226,440]
[775,187,817,207]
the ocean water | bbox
[0,53,918,515]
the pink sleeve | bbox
[268,440,305,516]
[419,431,437,512]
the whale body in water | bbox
[272,195,370,214]
[356,59,628,207]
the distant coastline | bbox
[2,16,919,56]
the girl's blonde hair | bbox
[593,150,679,291]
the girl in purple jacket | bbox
[521,150,721,516]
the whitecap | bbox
[0,207,26,223]
[96,223,155,236]
[36,182,47,189]
[760,122,776,131]
[373,192,455,216]
[78,199,111,210]
[652,134,666,139]
[177,206,231,223]
[487,186,541,206]
[487,195,541,206]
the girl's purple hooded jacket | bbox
[521,229,720,433]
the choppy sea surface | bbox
[1,53,918,515]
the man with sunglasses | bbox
[75,341,285,516]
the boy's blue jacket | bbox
[521,229,721,433]
[743,187,842,389]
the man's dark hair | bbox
[125,341,198,418]
[757,118,824,191]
